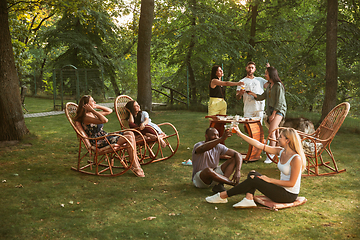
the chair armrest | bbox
[297,131,332,143]
[296,130,319,139]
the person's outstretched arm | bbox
[195,129,232,154]
[247,90,266,101]
[232,125,281,156]
[211,78,244,88]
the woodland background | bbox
[1,0,360,141]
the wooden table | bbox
[205,115,264,162]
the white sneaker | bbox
[205,193,228,204]
[264,154,274,164]
[233,197,257,208]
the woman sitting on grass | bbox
[74,95,145,177]
[206,125,306,208]
[125,100,166,148]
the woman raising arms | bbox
[206,125,306,208]
[74,95,145,177]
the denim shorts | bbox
[268,106,284,118]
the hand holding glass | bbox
[231,124,240,133]
[231,121,238,133]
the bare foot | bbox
[159,138,167,148]
[131,166,145,177]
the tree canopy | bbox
[4,0,360,118]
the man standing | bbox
[192,128,243,193]
[236,61,271,163]
[236,61,269,124]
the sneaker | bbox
[233,197,257,208]
[264,154,274,164]
[205,193,228,204]
[212,183,226,193]
[264,158,272,164]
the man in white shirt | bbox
[236,61,271,163]
[236,61,269,124]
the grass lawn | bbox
[1,106,359,239]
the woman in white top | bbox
[205,126,306,208]
[125,100,167,147]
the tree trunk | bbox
[321,0,338,121]
[34,58,47,93]
[0,0,29,141]
[186,0,197,105]
[137,0,154,112]
[247,4,258,61]
[110,75,121,96]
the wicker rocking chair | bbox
[65,102,136,176]
[265,102,350,176]
[114,95,180,164]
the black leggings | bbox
[227,171,298,203]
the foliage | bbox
[6,0,360,115]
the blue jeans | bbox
[268,106,284,118]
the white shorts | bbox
[192,166,224,188]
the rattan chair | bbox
[114,95,180,164]
[265,102,350,176]
[65,102,136,176]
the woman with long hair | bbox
[208,65,244,116]
[248,66,287,163]
[206,126,306,208]
[125,100,166,148]
[74,95,145,177]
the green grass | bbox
[1,102,359,239]
[22,96,56,113]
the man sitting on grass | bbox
[192,127,243,193]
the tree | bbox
[137,0,154,111]
[43,8,122,97]
[0,0,29,141]
[247,1,258,60]
[321,0,338,120]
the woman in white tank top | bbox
[205,126,306,208]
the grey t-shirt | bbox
[191,141,228,180]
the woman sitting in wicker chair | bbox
[125,100,167,148]
[74,95,145,177]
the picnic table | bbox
[205,115,264,162]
